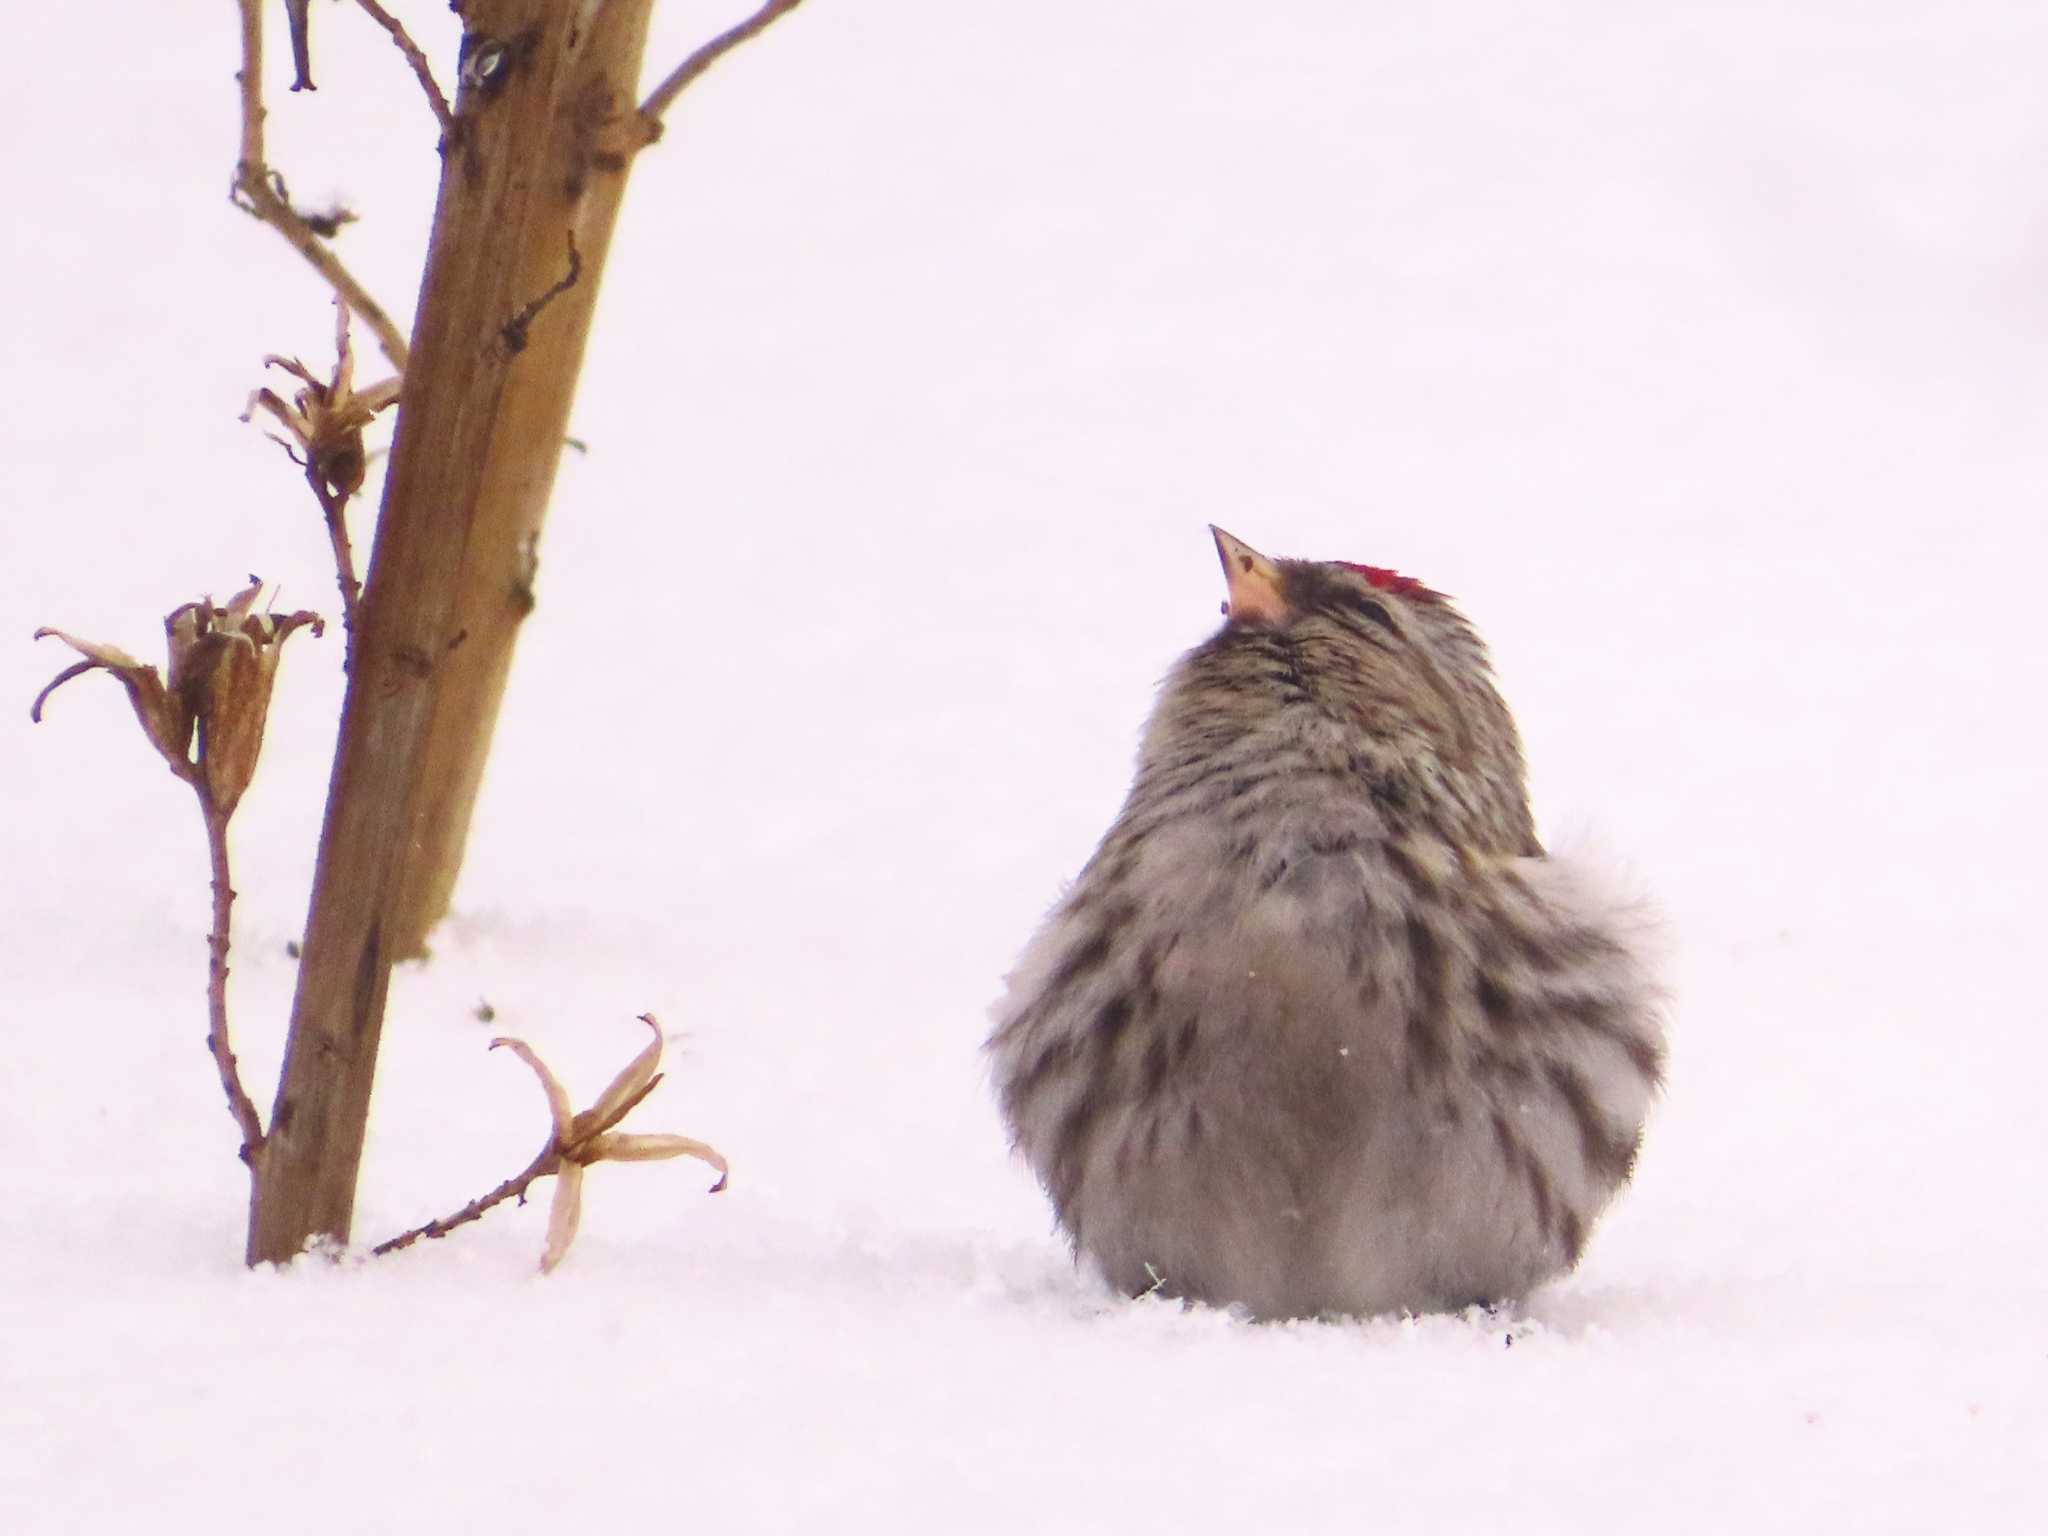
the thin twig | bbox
[195,786,267,1164]
[370,1144,559,1256]
[499,231,582,356]
[236,0,265,167]
[312,479,364,646]
[285,0,316,91]
[352,0,457,141]
[636,0,807,148]
[232,0,411,370]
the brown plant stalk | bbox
[381,0,814,962]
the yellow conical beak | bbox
[1210,526,1289,625]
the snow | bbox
[3,1,2043,1530]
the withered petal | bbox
[491,1036,576,1137]
[262,353,326,394]
[165,602,211,679]
[198,643,276,818]
[354,376,403,417]
[223,578,266,621]
[539,1160,585,1274]
[585,1132,729,1192]
[242,387,314,446]
[30,628,190,766]
[331,299,357,400]
[29,658,99,723]
[33,627,150,676]
[580,1013,666,1134]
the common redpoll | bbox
[988,529,1664,1318]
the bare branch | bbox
[313,480,365,642]
[370,1145,558,1256]
[498,231,582,356]
[352,0,457,141]
[636,0,806,148]
[233,0,411,370]
[285,0,316,92]
[198,792,268,1163]
[237,0,266,169]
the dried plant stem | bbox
[312,480,364,646]
[195,785,267,1164]
[383,0,655,960]
[285,0,315,91]
[251,0,666,1263]
[352,0,456,141]
[234,0,411,370]
[371,1144,558,1256]
[382,0,809,956]
[636,0,806,147]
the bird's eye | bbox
[1348,594,1398,634]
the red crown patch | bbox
[1336,562,1439,600]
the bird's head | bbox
[1210,524,1457,645]
[1142,527,1537,854]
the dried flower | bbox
[243,299,401,501]
[493,1014,728,1273]
[33,579,324,818]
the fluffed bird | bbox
[988,528,1665,1319]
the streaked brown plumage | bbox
[988,528,1664,1319]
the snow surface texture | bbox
[3,2,2042,1531]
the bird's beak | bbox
[1211,526,1289,625]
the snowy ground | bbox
[3,1,2043,1530]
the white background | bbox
[2,2,2041,1530]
